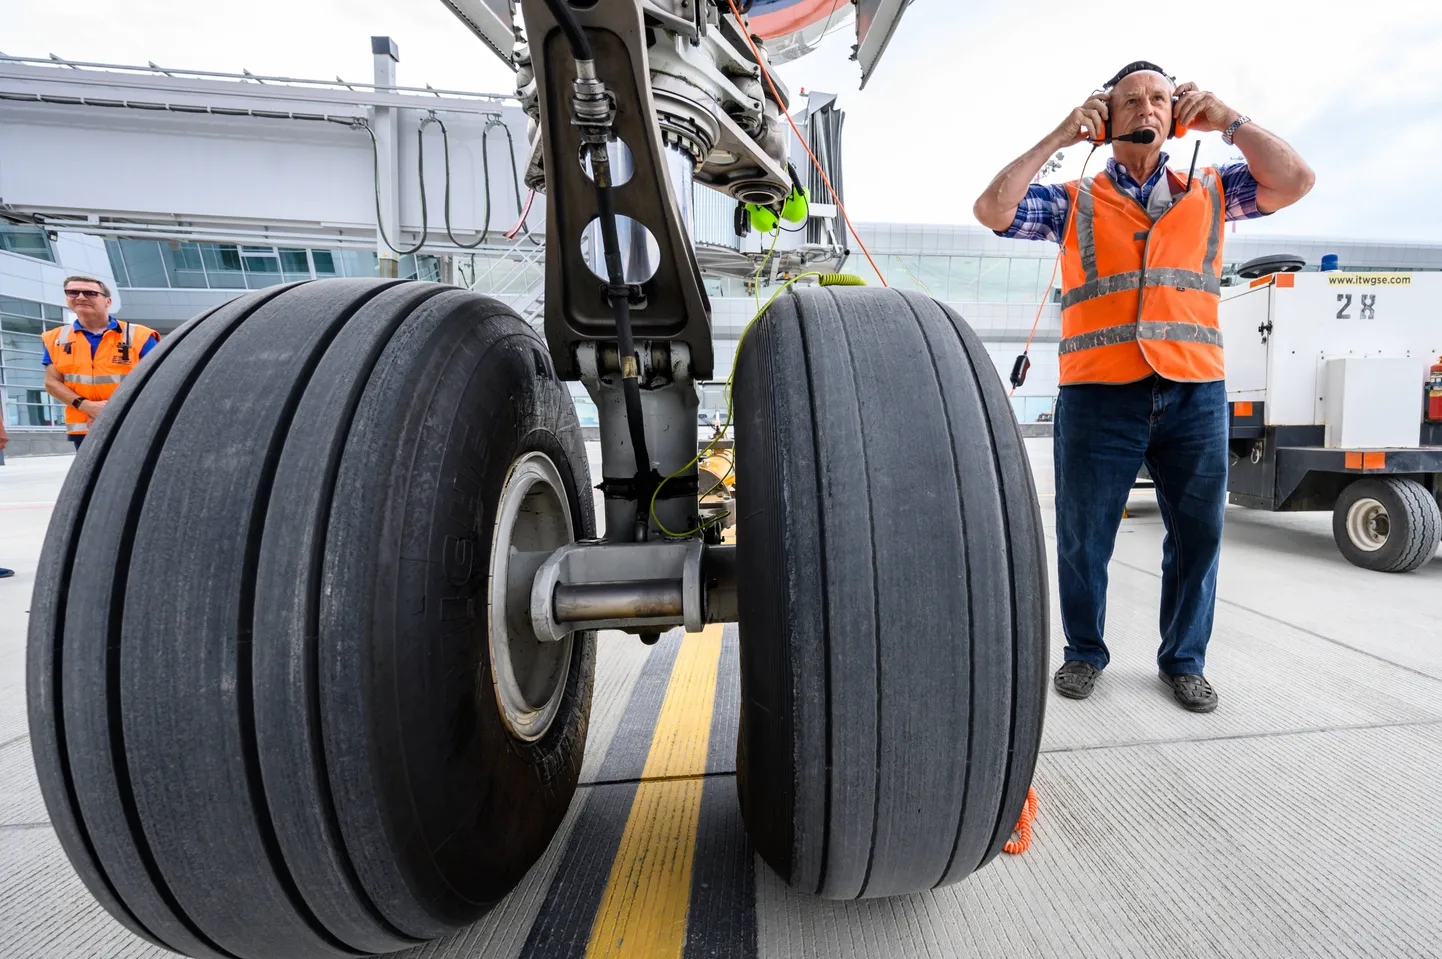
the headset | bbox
[735,161,810,237]
[1091,60,1189,144]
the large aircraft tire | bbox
[28,279,594,957]
[732,286,1049,899]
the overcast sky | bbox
[7,0,1442,243]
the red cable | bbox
[724,0,887,288]
[506,188,537,240]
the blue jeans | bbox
[1054,376,1228,676]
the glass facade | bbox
[705,254,1064,304]
[0,224,57,263]
[105,239,441,289]
[1,296,67,429]
[842,254,1063,304]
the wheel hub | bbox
[1346,497,1390,552]
[488,451,574,742]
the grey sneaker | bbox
[1053,660,1101,699]
[1159,671,1218,713]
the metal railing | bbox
[0,53,516,103]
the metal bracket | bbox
[519,0,714,380]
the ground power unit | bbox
[1222,264,1442,571]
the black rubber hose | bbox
[542,0,593,61]
[424,116,489,250]
[594,179,651,480]
[545,0,654,518]
[363,120,429,256]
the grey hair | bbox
[63,275,112,298]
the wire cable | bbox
[542,0,594,60]
[723,0,887,288]
[893,255,931,295]
[422,115,488,249]
[506,188,537,240]
[1010,143,1099,398]
[754,227,780,312]
[361,119,430,256]
[487,118,542,245]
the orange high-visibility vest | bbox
[42,319,159,435]
[1057,166,1226,385]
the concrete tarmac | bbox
[2,440,1440,958]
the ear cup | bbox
[1169,96,1189,139]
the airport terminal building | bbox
[4,50,1442,451]
[8,214,1442,453]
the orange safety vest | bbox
[41,319,159,435]
[1058,166,1226,385]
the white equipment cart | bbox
[1221,258,1442,572]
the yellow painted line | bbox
[585,622,724,959]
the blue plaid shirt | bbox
[998,153,1268,244]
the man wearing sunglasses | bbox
[42,276,160,450]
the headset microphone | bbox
[1113,129,1157,144]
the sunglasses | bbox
[64,289,106,299]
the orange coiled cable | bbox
[1003,786,1039,855]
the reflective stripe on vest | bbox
[42,320,156,434]
[63,373,128,385]
[1060,320,1225,355]
[1058,169,1226,384]
[1076,178,1099,284]
[1060,267,1221,311]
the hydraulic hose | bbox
[544,0,655,526]
[594,179,652,484]
[542,0,594,61]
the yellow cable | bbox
[650,271,825,537]
[754,227,780,312]
[893,255,930,295]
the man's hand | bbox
[1173,82,1241,134]
[1174,82,1315,214]
[1053,94,1110,146]
[79,399,107,417]
[974,90,1106,232]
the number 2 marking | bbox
[1336,294,1352,319]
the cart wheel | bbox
[732,287,1049,899]
[27,279,594,958]
[1333,477,1441,572]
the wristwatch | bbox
[71,396,84,409]
[1222,115,1250,145]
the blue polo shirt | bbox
[41,316,159,364]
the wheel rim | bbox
[1346,496,1390,552]
[489,451,574,742]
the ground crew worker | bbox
[42,276,160,451]
[973,62,1314,712]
